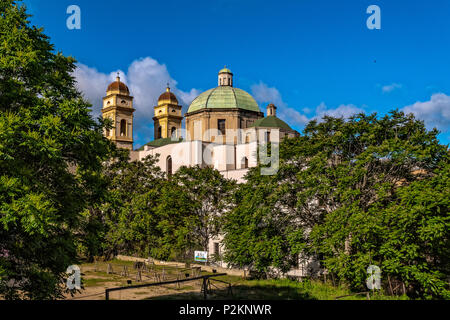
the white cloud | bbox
[402,93,450,131]
[313,102,365,121]
[72,57,199,146]
[382,83,402,93]
[250,82,367,127]
[281,108,309,126]
[72,64,120,118]
[251,82,286,107]
[250,82,309,126]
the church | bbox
[101,67,299,183]
[99,67,317,275]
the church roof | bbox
[187,86,261,114]
[158,87,178,105]
[107,77,129,95]
[136,137,183,150]
[250,115,292,130]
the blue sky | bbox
[23,0,450,147]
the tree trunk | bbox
[387,274,394,296]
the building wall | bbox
[185,109,263,144]
[135,139,259,182]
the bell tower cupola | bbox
[153,84,183,139]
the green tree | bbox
[223,165,305,276]
[153,166,235,263]
[377,160,449,298]
[223,110,449,299]
[99,151,165,259]
[222,137,313,277]
[0,0,113,299]
[305,111,448,296]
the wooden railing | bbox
[105,273,229,300]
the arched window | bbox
[171,127,176,137]
[218,119,226,135]
[245,134,250,143]
[105,128,110,137]
[120,119,127,136]
[266,131,271,143]
[157,126,162,139]
[242,157,249,169]
[167,156,173,177]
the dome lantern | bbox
[218,66,233,87]
[267,103,277,116]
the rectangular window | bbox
[214,242,220,255]
[218,119,226,135]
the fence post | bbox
[136,270,142,282]
[202,277,208,300]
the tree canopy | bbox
[223,111,449,298]
[0,0,114,299]
[153,166,236,263]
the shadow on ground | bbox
[146,283,317,300]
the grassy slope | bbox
[150,275,408,300]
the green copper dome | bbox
[187,86,261,114]
[250,116,292,130]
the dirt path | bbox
[64,262,206,300]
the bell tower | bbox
[102,73,135,150]
[153,85,183,139]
